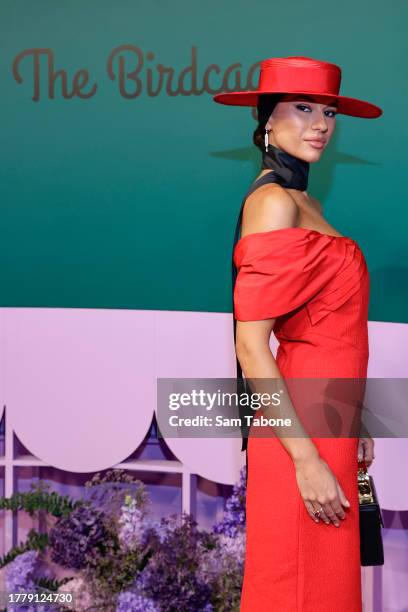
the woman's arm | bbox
[237,182,321,462]
[236,321,351,527]
[235,319,319,465]
[235,187,351,526]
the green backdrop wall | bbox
[1,0,406,322]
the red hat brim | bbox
[212,90,383,119]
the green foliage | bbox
[0,480,78,518]
[0,529,48,568]
[82,526,154,597]
[210,568,243,612]
[0,480,81,569]
[34,575,76,592]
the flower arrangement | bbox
[0,466,247,612]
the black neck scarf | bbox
[260,143,309,191]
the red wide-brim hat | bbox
[213,56,383,119]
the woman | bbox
[213,57,383,611]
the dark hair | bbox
[253,93,282,151]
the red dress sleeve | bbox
[233,228,349,321]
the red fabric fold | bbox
[233,227,365,323]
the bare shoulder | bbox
[308,195,322,214]
[241,183,299,238]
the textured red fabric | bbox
[234,227,369,612]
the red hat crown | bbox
[258,56,341,97]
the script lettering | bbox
[12,48,97,101]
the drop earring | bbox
[264,128,269,152]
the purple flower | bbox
[140,513,214,612]
[213,465,247,537]
[49,502,108,569]
[5,467,248,612]
[118,495,147,551]
[144,514,178,544]
[5,550,37,593]
[5,550,57,612]
[116,590,159,612]
[197,530,245,593]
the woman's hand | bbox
[294,455,350,527]
[358,436,375,467]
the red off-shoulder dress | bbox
[233,226,369,612]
